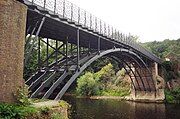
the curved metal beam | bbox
[110,56,140,91]
[120,50,156,91]
[119,53,151,91]
[55,48,154,100]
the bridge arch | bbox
[55,48,154,100]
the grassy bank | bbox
[0,86,70,119]
[0,100,70,119]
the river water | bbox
[63,96,180,119]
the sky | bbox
[67,0,180,42]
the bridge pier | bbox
[0,0,27,103]
[130,62,165,102]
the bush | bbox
[0,103,37,119]
[94,63,116,90]
[165,87,180,103]
[40,106,50,115]
[14,85,31,106]
[59,100,70,109]
[76,63,131,97]
[76,72,99,96]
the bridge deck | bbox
[20,0,161,63]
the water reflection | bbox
[63,96,180,119]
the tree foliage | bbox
[76,63,130,97]
[76,72,98,96]
[142,39,180,60]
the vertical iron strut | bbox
[55,39,58,67]
[88,40,91,55]
[66,37,68,70]
[38,37,41,68]
[77,28,80,71]
[98,36,101,54]
[46,38,49,67]
[37,17,46,68]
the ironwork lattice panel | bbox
[33,0,44,7]
[46,0,55,12]
[64,0,71,20]
[72,4,79,23]
[55,0,64,16]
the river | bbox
[63,96,180,119]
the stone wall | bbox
[0,0,27,103]
[131,90,165,102]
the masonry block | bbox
[0,0,27,103]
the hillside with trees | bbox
[141,39,180,60]
[141,39,180,81]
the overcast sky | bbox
[68,0,180,42]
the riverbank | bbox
[0,100,70,119]
[65,89,165,103]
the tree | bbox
[76,72,98,96]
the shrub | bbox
[59,100,70,109]
[76,63,131,97]
[94,63,116,89]
[40,106,50,115]
[0,103,37,119]
[165,87,180,103]
[76,72,99,96]
[14,85,31,106]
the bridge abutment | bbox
[0,0,27,103]
[129,62,165,102]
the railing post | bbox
[54,0,57,13]
[108,25,110,37]
[90,14,92,29]
[44,0,46,9]
[115,29,117,39]
[112,27,114,39]
[84,11,86,27]
[78,7,80,24]
[63,0,65,18]
[71,3,73,21]
[117,31,120,41]
[95,18,97,32]
[100,20,102,34]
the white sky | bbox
[68,0,180,42]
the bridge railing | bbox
[25,0,161,63]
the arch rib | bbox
[55,48,153,100]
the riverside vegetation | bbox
[0,85,70,119]
[76,63,131,97]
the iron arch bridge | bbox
[19,0,161,100]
